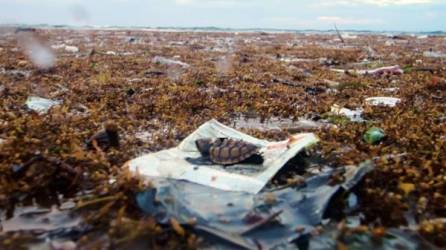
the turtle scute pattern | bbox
[208,139,260,165]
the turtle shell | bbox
[208,139,260,165]
[195,138,213,157]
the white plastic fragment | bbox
[423,51,446,58]
[330,104,364,122]
[365,97,401,107]
[279,57,316,63]
[234,116,332,131]
[1,205,81,232]
[108,178,116,185]
[293,118,335,130]
[331,65,403,76]
[134,131,153,143]
[50,241,77,250]
[127,119,318,194]
[26,96,61,114]
[383,87,399,93]
[152,56,190,68]
[342,33,358,39]
[0,68,32,78]
[51,44,65,50]
[51,44,79,53]
[64,45,79,53]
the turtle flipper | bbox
[240,154,264,165]
[185,156,214,166]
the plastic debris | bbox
[128,119,318,194]
[383,87,399,93]
[323,79,340,88]
[0,68,32,78]
[233,116,332,132]
[330,104,364,122]
[131,120,374,248]
[331,65,403,76]
[64,45,79,53]
[365,97,401,107]
[363,127,385,144]
[290,118,335,131]
[347,193,358,210]
[302,226,436,250]
[1,204,81,233]
[136,161,373,249]
[152,56,190,68]
[25,96,61,114]
[51,44,79,53]
[50,241,77,250]
[319,57,340,66]
[127,37,136,43]
[279,57,317,63]
[423,51,446,58]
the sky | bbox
[0,0,445,31]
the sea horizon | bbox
[2,23,445,36]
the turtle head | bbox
[195,138,213,156]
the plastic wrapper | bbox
[152,56,190,68]
[25,96,62,114]
[127,119,318,194]
[330,104,364,122]
[137,162,373,249]
[365,97,401,107]
[331,65,403,76]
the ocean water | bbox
[2,23,445,36]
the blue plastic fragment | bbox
[136,162,374,249]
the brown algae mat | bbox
[0,28,445,248]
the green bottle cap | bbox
[363,127,385,144]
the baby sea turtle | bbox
[187,138,264,166]
[85,121,120,151]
